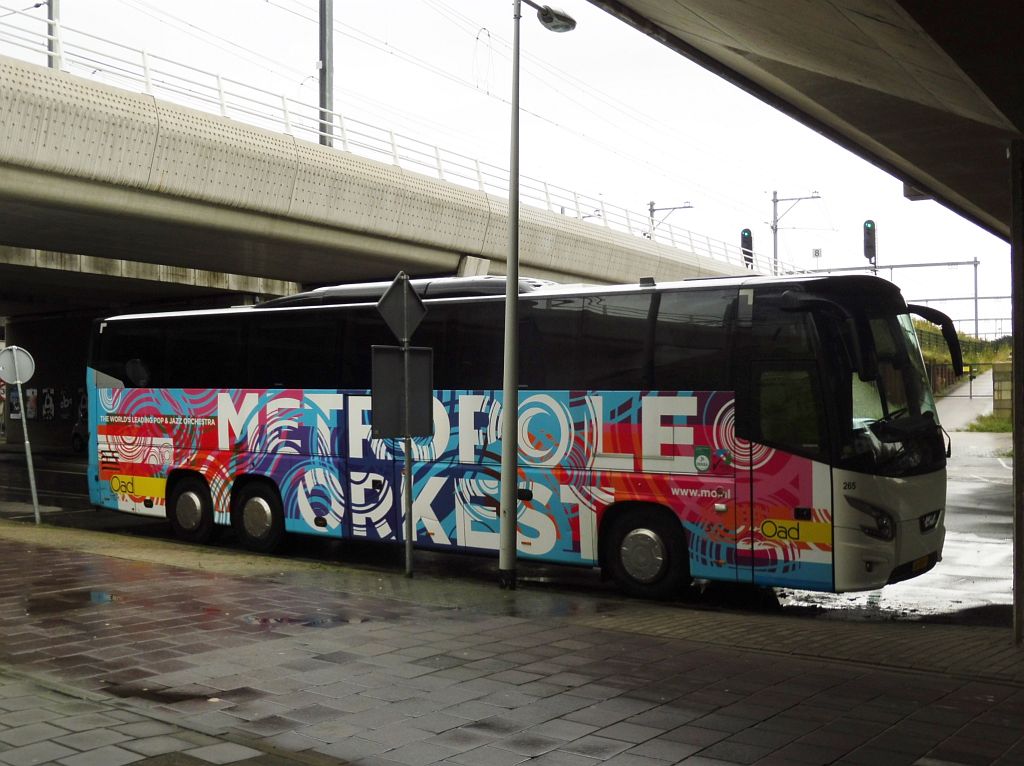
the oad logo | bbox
[694,446,711,473]
[109,475,134,495]
[761,519,800,541]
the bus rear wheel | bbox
[606,508,690,599]
[167,475,217,544]
[232,482,285,554]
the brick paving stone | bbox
[184,742,264,764]
[0,697,56,714]
[698,740,774,765]
[0,709,53,727]
[56,743,143,766]
[529,719,599,742]
[54,727,131,750]
[113,721,179,738]
[0,741,77,766]
[403,712,465,734]
[121,735,195,756]
[360,725,433,748]
[0,721,70,747]
[448,744,530,766]
[381,740,463,766]
[282,719,363,744]
[560,734,632,760]
[310,734,391,761]
[53,712,128,732]
[427,728,494,753]
[603,754,672,766]
[525,751,613,766]
[492,732,563,757]
[662,726,730,748]
[597,721,663,744]
[463,716,526,737]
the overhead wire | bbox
[272,0,765,218]
[101,0,768,222]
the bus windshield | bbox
[840,313,945,477]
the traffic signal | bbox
[740,228,753,268]
[863,219,876,264]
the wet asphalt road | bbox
[0,421,1011,629]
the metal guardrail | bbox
[0,5,801,275]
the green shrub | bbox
[967,413,1013,432]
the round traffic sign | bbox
[0,346,35,385]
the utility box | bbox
[992,361,1012,418]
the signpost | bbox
[0,347,40,524]
[373,273,432,576]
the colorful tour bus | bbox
[87,274,962,598]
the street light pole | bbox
[499,0,575,590]
[771,189,820,275]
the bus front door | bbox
[742,365,835,591]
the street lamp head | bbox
[536,5,576,32]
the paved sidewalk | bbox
[1,521,1024,766]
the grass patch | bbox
[967,412,1013,432]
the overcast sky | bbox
[2,0,1012,336]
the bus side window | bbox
[654,290,732,391]
[521,294,653,390]
[248,312,339,389]
[753,366,826,459]
[164,317,243,388]
[341,307,395,389]
[521,297,581,390]
[578,293,653,390]
[96,322,165,387]
[445,300,504,389]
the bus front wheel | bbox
[606,508,690,599]
[167,475,217,544]
[232,482,285,554]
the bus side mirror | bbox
[907,304,964,377]
[780,291,878,381]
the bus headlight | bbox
[845,496,896,542]
[919,509,941,532]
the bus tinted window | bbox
[164,317,243,388]
[655,289,732,390]
[520,293,657,390]
[753,364,827,460]
[96,321,165,387]
[416,300,504,389]
[751,292,815,358]
[580,293,654,389]
[341,306,395,389]
[248,311,340,389]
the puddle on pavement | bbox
[104,684,208,704]
[25,590,117,615]
[241,613,369,627]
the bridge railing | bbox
[0,5,794,276]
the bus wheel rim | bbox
[620,528,666,583]
[242,496,273,539]
[176,491,203,531]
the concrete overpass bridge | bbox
[0,10,761,449]
[0,10,759,322]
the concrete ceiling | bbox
[589,0,1024,240]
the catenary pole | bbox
[47,0,60,69]
[319,0,333,147]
